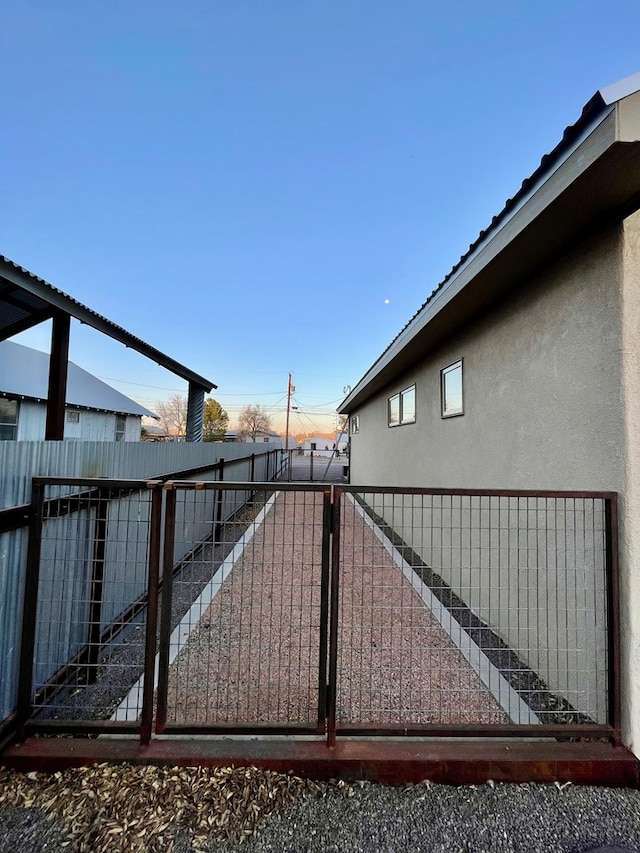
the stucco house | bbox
[338,71,640,756]
[0,340,157,441]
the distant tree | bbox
[203,397,229,442]
[336,414,348,435]
[155,394,187,437]
[237,404,272,441]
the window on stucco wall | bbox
[441,360,463,418]
[388,385,416,427]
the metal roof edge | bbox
[338,80,627,415]
[1,340,159,419]
[0,256,217,392]
[599,70,640,106]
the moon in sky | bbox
[384,298,390,304]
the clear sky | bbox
[3,1,640,435]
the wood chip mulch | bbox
[0,763,348,851]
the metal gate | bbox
[14,479,620,747]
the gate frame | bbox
[10,479,622,754]
[154,480,334,737]
[329,485,621,746]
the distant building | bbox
[297,432,348,455]
[222,429,282,444]
[141,423,177,442]
[0,341,157,441]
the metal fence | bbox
[0,447,286,731]
[10,482,619,747]
[283,449,348,482]
[331,488,617,740]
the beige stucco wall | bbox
[620,209,640,753]
[348,222,628,730]
[350,224,625,492]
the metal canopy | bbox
[0,256,216,391]
[0,255,216,440]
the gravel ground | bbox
[1,764,640,852]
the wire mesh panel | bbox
[22,480,159,729]
[17,477,616,744]
[157,483,329,732]
[286,451,346,483]
[335,488,612,734]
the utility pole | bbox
[285,373,294,451]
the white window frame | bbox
[350,415,360,434]
[388,384,416,427]
[0,397,18,440]
[115,414,126,442]
[441,359,464,418]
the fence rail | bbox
[0,447,286,726]
[7,480,620,750]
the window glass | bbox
[388,393,400,426]
[441,361,463,417]
[115,415,126,442]
[66,410,80,424]
[388,385,415,427]
[401,386,416,423]
[0,398,18,440]
[350,415,359,434]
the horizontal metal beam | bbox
[0,504,31,532]
[2,737,638,787]
[0,257,216,392]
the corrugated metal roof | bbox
[0,256,216,392]
[0,340,158,418]
[339,72,640,414]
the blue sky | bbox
[3,1,640,434]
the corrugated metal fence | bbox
[0,442,283,726]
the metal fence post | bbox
[155,484,177,734]
[326,486,341,747]
[140,483,163,745]
[605,494,622,745]
[16,480,45,739]
[317,486,332,730]
[214,458,224,542]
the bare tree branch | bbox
[155,394,187,437]
[237,404,272,441]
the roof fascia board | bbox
[600,71,640,106]
[4,390,155,418]
[339,105,618,414]
[617,90,640,142]
[0,259,216,392]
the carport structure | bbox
[0,255,216,439]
